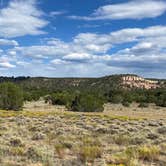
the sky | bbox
[0,0,166,78]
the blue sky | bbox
[0,0,166,78]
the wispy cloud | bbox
[49,10,66,17]
[69,0,166,20]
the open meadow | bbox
[0,101,165,166]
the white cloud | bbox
[16,61,30,66]
[9,25,166,56]
[0,39,18,46]
[69,0,166,20]
[109,26,166,43]
[13,45,70,58]
[0,49,4,53]
[0,62,15,68]
[8,50,17,56]
[51,59,69,65]
[8,25,166,61]
[49,11,66,17]
[63,53,92,62]
[0,0,48,38]
[2,25,166,77]
[0,55,15,68]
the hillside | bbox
[0,74,165,91]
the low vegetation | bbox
[70,93,104,112]
[0,102,165,166]
[138,145,160,161]
[45,91,104,112]
[0,82,23,111]
[0,75,165,112]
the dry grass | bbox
[138,145,160,161]
[0,100,165,166]
[104,103,166,120]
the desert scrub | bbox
[54,143,68,158]
[32,132,46,140]
[160,143,166,154]
[26,146,54,165]
[110,145,160,165]
[107,164,125,166]
[0,146,10,157]
[77,145,103,163]
[10,137,23,147]
[138,145,160,161]
[76,136,103,162]
[113,134,131,145]
[26,146,43,161]
[54,137,74,159]
[10,147,25,156]
[46,132,57,145]
[109,147,139,166]
[81,136,101,147]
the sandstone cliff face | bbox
[121,75,159,89]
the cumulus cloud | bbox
[0,39,18,46]
[0,0,48,38]
[0,62,15,68]
[63,53,93,63]
[106,53,166,71]
[2,25,166,77]
[0,55,15,68]
[69,0,166,20]
[6,25,166,68]
[8,25,166,59]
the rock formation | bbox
[121,75,159,89]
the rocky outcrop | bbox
[121,75,159,89]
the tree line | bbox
[0,82,165,112]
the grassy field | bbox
[0,101,165,166]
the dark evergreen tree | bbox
[0,82,23,111]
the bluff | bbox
[0,74,165,91]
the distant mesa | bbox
[120,75,160,89]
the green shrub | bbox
[122,101,130,107]
[49,91,74,106]
[155,93,166,107]
[138,102,149,108]
[23,92,32,101]
[108,90,124,103]
[155,100,166,107]
[70,93,104,112]
[0,82,23,111]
